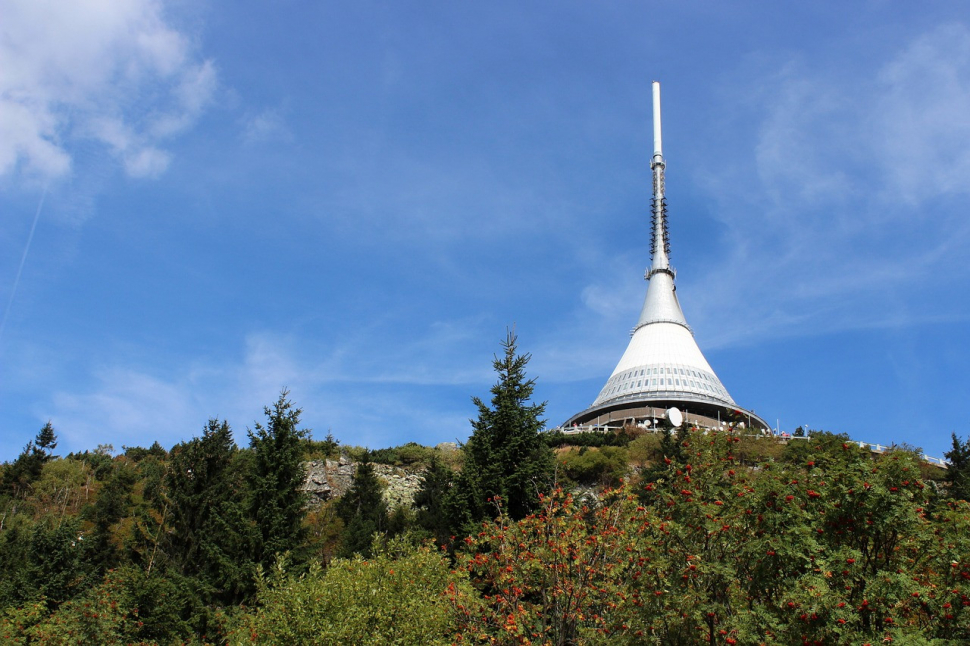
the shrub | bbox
[229,537,478,645]
[558,446,629,486]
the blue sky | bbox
[3,1,970,462]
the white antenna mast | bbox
[650,81,671,274]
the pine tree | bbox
[247,391,309,569]
[336,452,387,558]
[453,329,553,531]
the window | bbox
[637,380,642,387]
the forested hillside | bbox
[3,337,970,644]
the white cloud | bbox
[874,23,970,204]
[0,0,216,181]
[124,146,172,178]
[240,108,292,145]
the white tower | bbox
[565,82,767,431]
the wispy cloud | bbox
[240,108,292,145]
[0,0,216,182]
[43,321,503,453]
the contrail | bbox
[0,186,49,344]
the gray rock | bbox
[300,459,426,509]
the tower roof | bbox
[565,82,767,431]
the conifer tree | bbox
[247,391,309,569]
[164,419,252,603]
[87,462,137,571]
[452,330,553,532]
[413,454,454,546]
[3,422,58,498]
[336,452,387,558]
[945,432,970,501]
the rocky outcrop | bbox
[301,457,356,505]
[301,457,426,509]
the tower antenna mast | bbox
[650,81,671,274]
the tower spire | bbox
[635,81,687,332]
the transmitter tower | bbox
[564,82,768,431]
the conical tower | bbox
[565,82,768,431]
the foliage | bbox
[122,442,168,463]
[368,441,439,468]
[452,330,554,533]
[164,419,254,605]
[2,422,59,498]
[457,426,970,644]
[456,486,645,645]
[413,454,455,545]
[544,429,640,449]
[625,432,663,468]
[335,452,388,558]
[1,572,151,646]
[945,433,970,502]
[303,432,340,461]
[228,538,478,645]
[85,460,137,571]
[0,516,92,609]
[247,391,309,570]
[556,446,629,486]
[2,392,967,644]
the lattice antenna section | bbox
[650,196,670,262]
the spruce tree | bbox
[3,422,58,498]
[453,329,553,531]
[336,452,387,558]
[247,391,309,569]
[944,433,970,501]
[413,455,454,546]
[164,419,252,603]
